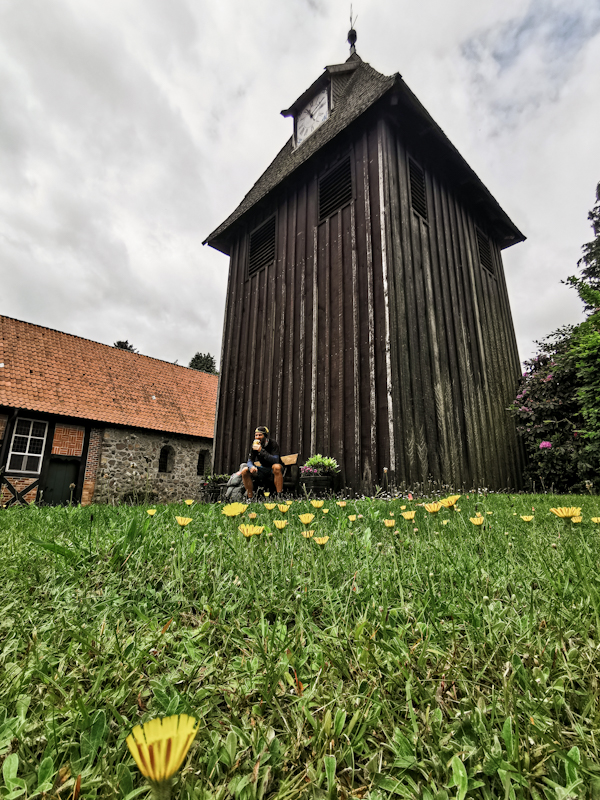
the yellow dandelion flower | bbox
[455,508,461,512]
[301,530,315,538]
[264,503,276,510]
[273,520,288,530]
[592,517,600,524]
[348,514,357,522]
[442,520,449,525]
[184,499,194,506]
[314,536,329,546]
[439,495,461,508]
[424,502,442,513]
[486,511,493,515]
[475,512,483,518]
[550,507,582,518]
[383,519,395,527]
[222,503,246,517]
[469,517,485,526]
[336,501,347,507]
[299,513,315,524]
[147,509,157,516]
[239,524,263,537]
[126,714,199,783]
[571,516,583,524]
[175,517,193,527]
[310,499,324,508]
[401,511,416,520]
[322,508,329,514]
[277,504,289,513]
[248,512,257,519]
[400,505,406,510]
[521,515,534,522]
[264,492,270,498]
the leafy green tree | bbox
[511,182,600,492]
[189,352,218,374]
[114,340,138,353]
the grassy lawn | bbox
[1,493,600,800]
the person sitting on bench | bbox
[241,425,283,499]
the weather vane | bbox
[348,5,358,54]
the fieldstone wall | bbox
[92,427,213,504]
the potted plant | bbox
[200,474,230,503]
[300,455,340,494]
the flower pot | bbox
[300,475,335,495]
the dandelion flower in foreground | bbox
[401,511,416,520]
[175,517,193,527]
[400,505,406,510]
[184,499,194,506]
[383,519,395,527]
[222,503,246,517]
[550,507,581,519]
[273,519,288,530]
[248,512,257,519]
[469,517,485,526]
[239,524,264,537]
[424,502,442,513]
[348,514,357,522]
[521,516,534,522]
[336,501,347,507]
[277,504,289,513]
[592,518,600,524]
[322,508,329,514]
[147,509,157,516]
[439,495,460,508]
[442,520,449,525]
[310,499,324,508]
[264,503,276,511]
[314,536,329,545]
[127,714,198,785]
[301,530,315,538]
[571,516,583,524]
[299,513,315,524]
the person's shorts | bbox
[252,464,275,486]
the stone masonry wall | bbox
[91,427,212,504]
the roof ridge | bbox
[0,313,216,377]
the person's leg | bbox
[241,466,254,499]
[272,463,283,494]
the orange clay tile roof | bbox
[0,315,218,438]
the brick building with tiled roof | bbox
[0,315,218,505]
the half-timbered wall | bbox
[214,112,523,491]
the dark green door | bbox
[43,459,80,505]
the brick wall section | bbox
[52,424,85,456]
[81,427,103,506]
[91,428,213,504]
[1,477,39,505]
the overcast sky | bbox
[1,0,599,369]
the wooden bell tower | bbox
[204,33,526,491]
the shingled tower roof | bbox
[204,54,524,253]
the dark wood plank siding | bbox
[214,113,522,491]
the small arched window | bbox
[197,450,207,476]
[158,445,175,474]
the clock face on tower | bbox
[296,87,329,145]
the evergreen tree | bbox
[189,352,218,374]
[114,340,138,353]
[577,181,600,309]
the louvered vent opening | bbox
[319,157,353,221]
[476,228,494,274]
[409,159,427,220]
[248,216,276,276]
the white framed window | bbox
[7,418,48,474]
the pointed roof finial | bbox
[348,5,357,54]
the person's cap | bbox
[255,425,269,435]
